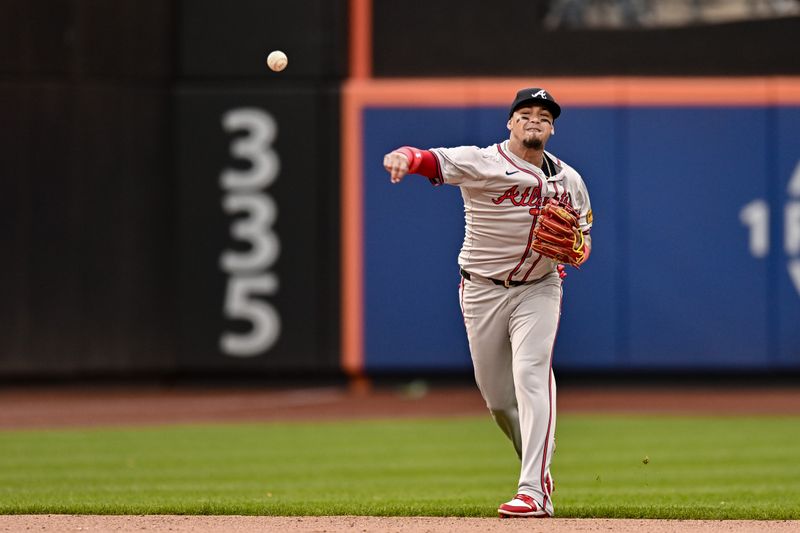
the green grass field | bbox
[1,415,799,519]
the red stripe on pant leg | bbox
[540,288,562,510]
[459,275,467,330]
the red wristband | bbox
[393,146,423,174]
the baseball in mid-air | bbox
[267,50,288,72]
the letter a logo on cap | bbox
[532,89,548,98]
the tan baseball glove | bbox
[531,198,587,267]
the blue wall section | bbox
[363,109,470,371]
[626,108,770,368]
[776,109,800,367]
[361,105,800,372]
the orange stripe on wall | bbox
[341,82,364,376]
[342,0,371,377]
[340,76,800,375]
[348,0,372,79]
[345,77,800,106]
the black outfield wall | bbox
[1,0,345,379]
[373,1,800,77]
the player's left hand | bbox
[383,152,410,183]
[531,199,587,267]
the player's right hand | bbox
[383,151,410,183]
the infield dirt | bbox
[1,515,799,532]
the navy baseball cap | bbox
[509,88,561,119]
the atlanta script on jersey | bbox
[428,140,592,283]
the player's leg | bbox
[459,278,521,457]
[507,273,562,516]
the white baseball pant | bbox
[459,270,561,515]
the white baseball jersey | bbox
[429,140,592,282]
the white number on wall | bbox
[785,202,800,257]
[741,159,800,297]
[219,108,281,357]
[739,199,769,259]
[220,193,280,272]
[220,275,280,356]
[220,109,280,190]
[788,161,800,297]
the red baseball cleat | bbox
[497,493,551,518]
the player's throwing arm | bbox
[383,146,437,185]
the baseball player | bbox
[383,88,592,518]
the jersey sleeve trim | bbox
[427,149,444,186]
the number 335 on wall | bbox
[218,108,282,357]
[740,161,800,297]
